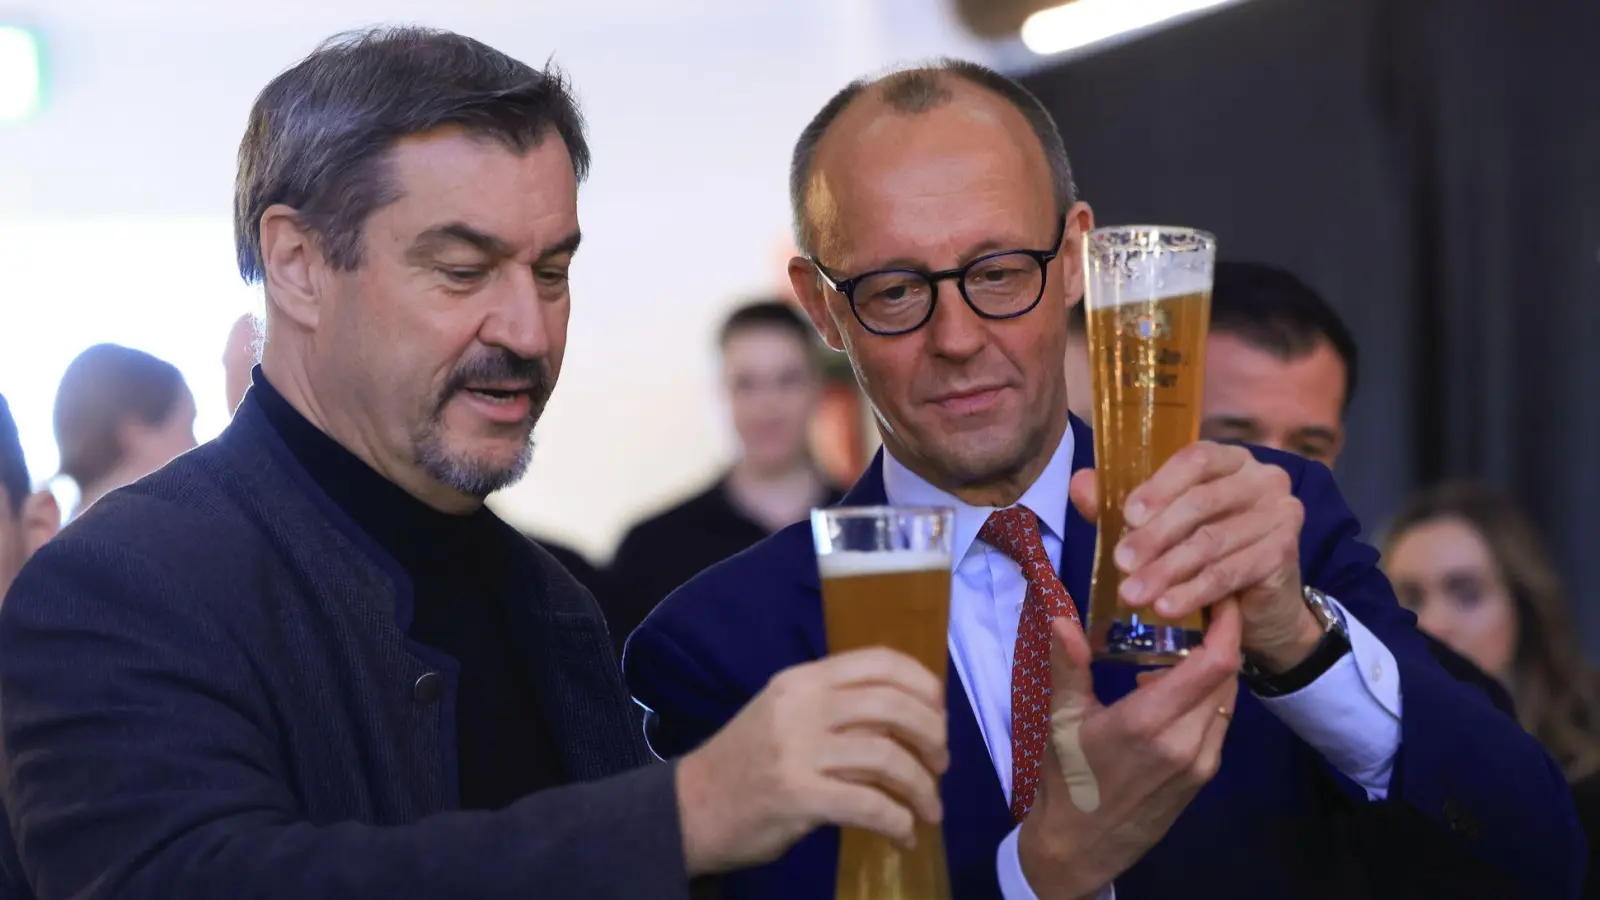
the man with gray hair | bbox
[0,28,950,898]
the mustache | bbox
[440,349,552,405]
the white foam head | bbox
[1087,265,1213,309]
[817,549,952,579]
[1084,226,1214,309]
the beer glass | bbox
[1082,225,1216,664]
[811,505,954,900]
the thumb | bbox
[1049,616,1099,715]
[1045,616,1103,814]
[1068,469,1101,523]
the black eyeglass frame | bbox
[808,216,1068,336]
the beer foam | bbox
[1085,227,1214,309]
[817,549,952,579]
[1086,266,1213,309]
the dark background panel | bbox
[1018,0,1600,651]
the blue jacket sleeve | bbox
[0,535,691,900]
[1290,458,1586,898]
[625,587,761,762]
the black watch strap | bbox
[1242,591,1352,697]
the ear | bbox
[259,204,325,331]
[788,256,846,353]
[20,489,59,556]
[1057,200,1095,313]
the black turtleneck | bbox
[251,370,565,809]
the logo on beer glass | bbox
[1126,306,1171,340]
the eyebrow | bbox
[537,229,582,262]
[406,223,517,263]
[405,224,582,265]
[1289,426,1341,445]
[860,237,1027,273]
[1440,569,1491,590]
[1203,415,1260,431]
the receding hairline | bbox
[800,76,1052,249]
[791,61,1074,257]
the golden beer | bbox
[1082,226,1216,664]
[812,507,954,900]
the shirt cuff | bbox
[997,826,1115,900]
[1253,598,1402,799]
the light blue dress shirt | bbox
[880,427,1403,899]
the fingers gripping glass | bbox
[809,218,1068,336]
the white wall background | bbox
[0,0,998,560]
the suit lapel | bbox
[1060,415,1098,616]
[942,660,1015,896]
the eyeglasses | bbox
[809,217,1067,336]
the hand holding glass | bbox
[1082,225,1216,665]
[812,506,953,900]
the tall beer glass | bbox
[811,505,954,900]
[1082,225,1216,664]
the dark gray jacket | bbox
[0,397,691,899]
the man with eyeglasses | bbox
[624,60,1581,899]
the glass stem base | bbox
[1092,619,1205,666]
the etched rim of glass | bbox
[1083,225,1216,309]
[1085,224,1217,256]
[810,505,954,555]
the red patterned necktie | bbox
[979,505,1081,822]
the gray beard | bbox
[413,427,536,498]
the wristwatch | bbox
[1241,585,1351,697]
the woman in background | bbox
[53,343,197,520]
[1384,480,1600,896]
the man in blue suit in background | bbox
[625,59,1583,898]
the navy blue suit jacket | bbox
[626,415,1583,899]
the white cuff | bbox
[997,826,1114,899]
[1253,598,1402,799]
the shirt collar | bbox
[881,423,1076,564]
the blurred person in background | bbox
[628,59,1582,899]
[0,394,59,602]
[1384,481,1600,896]
[0,27,952,899]
[0,393,52,900]
[1197,261,1512,715]
[1199,262,1354,468]
[1067,261,1352,458]
[52,343,197,520]
[223,312,262,415]
[1384,483,1600,755]
[1068,262,1348,461]
[609,299,842,653]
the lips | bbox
[463,384,535,401]
[929,385,1009,416]
[458,385,537,424]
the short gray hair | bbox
[789,58,1076,257]
[234,26,589,283]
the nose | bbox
[1415,602,1453,643]
[923,279,986,361]
[478,268,553,360]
